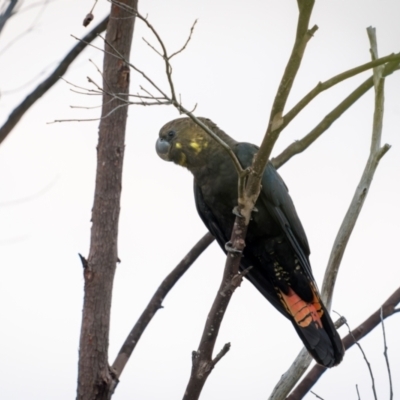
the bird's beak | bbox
[156,138,171,161]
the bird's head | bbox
[156,117,212,168]
[156,117,236,170]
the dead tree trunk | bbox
[76,1,138,399]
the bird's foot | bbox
[233,206,258,218]
[225,241,243,254]
[232,206,243,218]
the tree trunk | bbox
[76,1,138,399]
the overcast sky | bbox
[1,1,400,399]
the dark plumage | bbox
[156,117,344,367]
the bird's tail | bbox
[278,285,344,367]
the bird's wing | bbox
[193,179,288,316]
[193,181,227,252]
[235,143,344,367]
[235,142,314,280]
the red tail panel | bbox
[279,287,323,329]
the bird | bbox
[156,116,344,367]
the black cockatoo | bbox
[156,117,344,367]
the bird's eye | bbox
[167,130,176,138]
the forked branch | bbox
[184,2,317,399]
[269,26,391,400]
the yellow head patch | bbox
[189,139,205,155]
[178,152,187,166]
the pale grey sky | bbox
[1,1,399,399]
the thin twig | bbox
[380,308,393,400]
[70,99,112,109]
[102,2,247,178]
[280,52,400,132]
[310,391,325,400]
[338,313,377,400]
[210,343,231,367]
[49,103,127,123]
[70,89,102,96]
[60,77,102,94]
[250,1,317,188]
[169,19,198,59]
[356,384,361,400]
[142,36,163,57]
[271,58,400,169]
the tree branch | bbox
[249,0,316,186]
[321,26,389,310]
[268,27,392,400]
[337,312,378,400]
[272,58,399,169]
[76,1,136,399]
[0,0,18,35]
[183,218,249,400]
[183,3,318,399]
[287,286,400,399]
[267,317,346,400]
[279,52,400,134]
[380,308,393,400]
[0,14,109,145]
[111,232,215,380]
[117,5,246,176]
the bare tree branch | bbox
[356,384,361,400]
[63,7,397,400]
[249,0,316,187]
[321,26,389,310]
[286,286,400,399]
[0,0,58,56]
[169,19,198,59]
[268,27,392,400]
[0,0,18,35]
[279,52,400,134]
[0,14,109,145]
[310,391,324,400]
[181,3,319,399]
[267,315,346,400]
[183,218,250,400]
[380,308,393,400]
[337,312,377,400]
[272,58,399,169]
[111,232,215,380]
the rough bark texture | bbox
[76,1,137,400]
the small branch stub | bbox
[78,253,89,269]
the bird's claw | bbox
[233,206,258,218]
[232,206,243,218]
[225,241,242,254]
